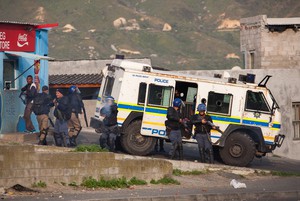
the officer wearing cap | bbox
[190,103,216,163]
[165,98,184,160]
[32,85,53,145]
[99,96,119,152]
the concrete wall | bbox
[80,100,97,127]
[0,145,172,188]
[240,15,300,69]
[177,68,300,160]
[49,58,152,75]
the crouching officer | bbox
[190,103,216,163]
[166,98,183,160]
[32,86,53,145]
[99,96,119,152]
[68,85,84,147]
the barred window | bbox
[292,102,300,140]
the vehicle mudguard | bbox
[121,111,143,132]
[218,124,267,153]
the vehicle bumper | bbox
[266,134,285,152]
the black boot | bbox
[207,149,214,164]
[178,143,183,160]
[199,148,205,163]
[54,132,63,147]
[69,136,77,147]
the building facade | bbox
[0,21,56,133]
[240,15,300,69]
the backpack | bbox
[32,93,45,115]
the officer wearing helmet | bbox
[190,103,216,163]
[165,98,184,160]
[99,96,119,152]
[67,85,85,147]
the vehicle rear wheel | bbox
[120,120,156,156]
[219,132,256,167]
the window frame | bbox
[245,90,271,114]
[3,59,17,90]
[147,84,173,108]
[137,82,147,105]
[292,102,300,140]
[207,91,233,116]
[102,75,115,98]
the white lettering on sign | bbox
[0,32,6,40]
[17,33,29,47]
[0,31,10,49]
[0,41,10,49]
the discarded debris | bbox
[230,179,247,189]
[11,184,38,192]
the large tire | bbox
[219,132,256,167]
[120,120,156,156]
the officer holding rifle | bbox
[189,103,218,163]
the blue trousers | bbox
[169,129,182,156]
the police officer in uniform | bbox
[166,98,183,160]
[190,104,216,163]
[53,89,71,147]
[68,85,84,147]
[99,96,119,152]
[32,86,53,145]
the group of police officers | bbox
[21,75,84,147]
[22,75,215,163]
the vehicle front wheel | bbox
[120,120,156,156]
[219,132,256,167]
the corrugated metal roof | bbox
[267,18,300,25]
[0,20,39,26]
[49,74,102,85]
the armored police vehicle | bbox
[90,58,285,167]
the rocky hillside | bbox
[0,0,299,70]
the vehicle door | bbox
[141,77,175,137]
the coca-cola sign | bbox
[0,23,35,52]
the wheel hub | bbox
[229,143,243,157]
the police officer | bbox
[21,75,37,133]
[32,86,53,145]
[53,89,71,147]
[99,96,119,152]
[166,98,183,160]
[68,85,84,147]
[190,104,216,163]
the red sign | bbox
[0,23,36,52]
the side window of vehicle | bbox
[207,92,233,115]
[103,76,115,97]
[148,84,172,107]
[138,82,147,105]
[245,91,270,112]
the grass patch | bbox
[173,169,208,176]
[271,171,300,177]
[150,176,180,185]
[81,177,147,189]
[68,182,78,187]
[74,144,108,152]
[32,181,47,188]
